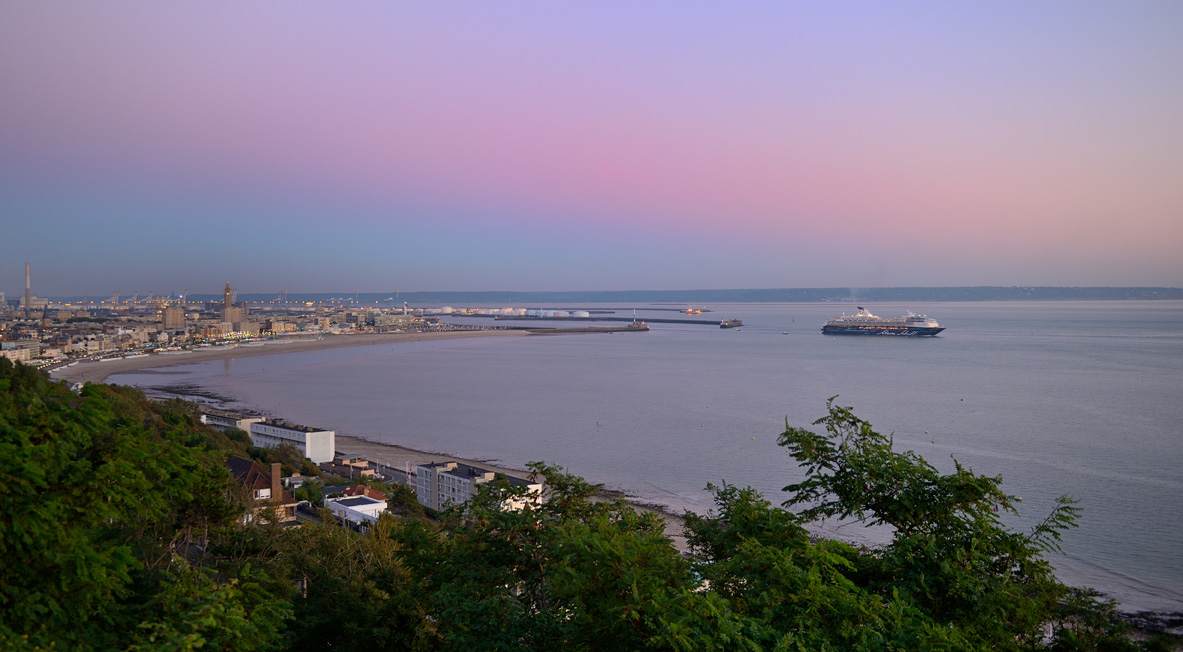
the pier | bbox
[493,315,720,326]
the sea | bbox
[111,301,1183,613]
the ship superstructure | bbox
[822,307,944,336]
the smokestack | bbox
[24,263,31,308]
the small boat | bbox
[720,319,742,329]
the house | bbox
[324,494,388,527]
[281,472,309,490]
[318,454,376,479]
[226,456,299,523]
[415,461,542,512]
[343,484,387,500]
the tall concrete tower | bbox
[24,263,31,309]
[223,281,232,311]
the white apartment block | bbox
[249,419,335,464]
[200,412,263,434]
[416,461,542,512]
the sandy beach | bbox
[334,433,690,551]
[50,330,528,385]
[49,328,690,551]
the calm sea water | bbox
[113,301,1183,612]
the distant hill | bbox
[211,286,1183,305]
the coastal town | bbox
[201,407,544,528]
[0,267,484,369]
[1,268,553,528]
[1,267,658,373]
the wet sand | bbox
[50,330,527,384]
[49,328,689,551]
[335,433,690,552]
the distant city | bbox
[3,261,1181,368]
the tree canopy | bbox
[0,361,1166,651]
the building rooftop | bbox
[336,496,384,507]
[424,461,536,486]
[203,408,260,420]
[260,418,330,433]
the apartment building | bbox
[249,419,335,464]
[200,411,263,434]
[416,461,542,511]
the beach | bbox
[50,330,527,385]
[333,433,690,552]
[49,329,689,551]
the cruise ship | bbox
[822,307,944,336]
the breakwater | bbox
[494,315,720,326]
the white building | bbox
[249,419,335,464]
[200,412,263,434]
[324,495,387,526]
[0,342,38,362]
[416,461,542,511]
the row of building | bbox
[226,455,390,527]
[200,409,542,514]
[1,279,430,365]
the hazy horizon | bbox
[3,3,1181,295]
[12,285,1183,304]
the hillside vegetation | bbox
[0,358,1171,651]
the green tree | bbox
[128,558,291,652]
[277,515,431,651]
[779,397,1083,649]
[0,360,250,649]
[684,482,973,651]
[398,463,724,651]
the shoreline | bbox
[49,329,1177,621]
[333,434,690,552]
[51,332,691,553]
[49,330,528,385]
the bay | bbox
[112,300,1183,612]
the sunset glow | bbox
[2,2,1180,293]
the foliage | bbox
[392,463,731,651]
[127,559,291,652]
[249,442,320,477]
[684,483,974,651]
[385,482,425,517]
[0,359,256,649]
[0,361,1150,651]
[293,480,323,504]
[276,515,431,651]
[776,397,1111,650]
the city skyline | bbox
[3,2,1182,295]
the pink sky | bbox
[1,2,1180,293]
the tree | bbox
[683,483,974,651]
[396,463,719,651]
[0,360,248,649]
[778,397,1083,649]
[127,559,291,652]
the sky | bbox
[2,2,1181,296]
